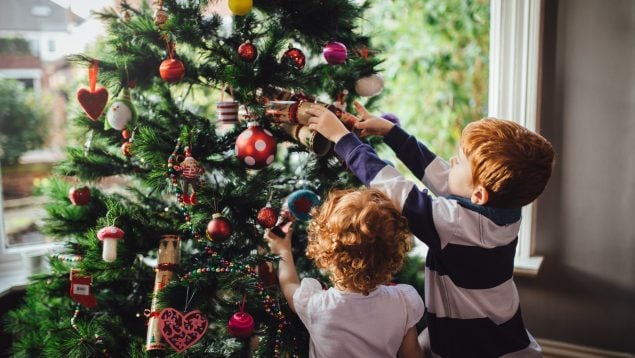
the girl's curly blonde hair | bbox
[306,188,411,295]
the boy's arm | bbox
[307,105,442,250]
[264,228,300,312]
[383,125,451,197]
[354,101,450,197]
[398,327,425,358]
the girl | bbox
[265,188,424,358]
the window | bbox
[488,0,543,275]
[48,39,55,53]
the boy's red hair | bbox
[461,118,555,208]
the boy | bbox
[305,101,555,357]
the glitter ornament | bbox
[228,0,252,16]
[355,73,384,97]
[281,47,305,70]
[287,189,320,221]
[322,41,348,65]
[235,122,277,169]
[238,42,258,62]
[257,205,278,228]
[228,311,254,339]
[206,213,232,242]
[69,186,91,205]
[159,58,185,83]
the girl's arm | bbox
[264,226,300,312]
[398,327,425,358]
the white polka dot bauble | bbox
[235,122,277,169]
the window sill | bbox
[0,247,53,298]
[513,255,543,277]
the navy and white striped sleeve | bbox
[384,125,451,197]
[334,133,442,251]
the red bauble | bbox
[121,141,132,157]
[323,41,348,65]
[256,206,278,228]
[121,129,131,139]
[281,47,305,70]
[238,42,258,62]
[69,186,91,205]
[206,213,232,242]
[235,122,277,169]
[228,311,254,339]
[159,58,185,83]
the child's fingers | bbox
[353,101,370,118]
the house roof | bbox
[0,54,42,69]
[0,0,84,32]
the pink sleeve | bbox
[292,278,323,329]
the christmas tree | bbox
[4,0,422,356]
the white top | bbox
[293,277,425,358]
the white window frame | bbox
[488,0,544,276]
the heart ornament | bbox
[159,307,208,352]
[77,87,109,121]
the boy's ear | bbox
[471,185,489,205]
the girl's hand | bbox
[353,101,395,137]
[306,105,350,143]
[264,223,294,255]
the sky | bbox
[50,0,114,19]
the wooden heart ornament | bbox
[77,87,109,121]
[159,308,208,352]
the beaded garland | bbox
[182,249,298,357]
[71,303,109,357]
[51,253,84,263]
[167,139,201,240]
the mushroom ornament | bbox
[97,226,125,262]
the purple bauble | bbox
[322,41,348,65]
[381,113,401,126]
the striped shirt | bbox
[334,126,542,357]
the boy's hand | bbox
[353,101,395,137]
[264,223,294,255]
[306,105,350,143]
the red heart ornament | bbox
[77,87,109,121]
[159,308,208,353]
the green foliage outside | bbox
[0,79,49,166]
[366,0,490,160]
[0,38,31,55]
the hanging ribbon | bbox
[88,60,99,92]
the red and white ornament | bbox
[281,47,306,70]
[238,42,258,62]
[97,226,125,262]
[355,73,384,97]
[70,268,97,308]
[160,58,185,83]
[228,311,254,339]
[69,186,91,206]
[179,147,203,204]
[235,122,277,169]
[206,213,232,242]
[322,41,348,65]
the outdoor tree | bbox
[0,78,48,166]
[4,0,425,357]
